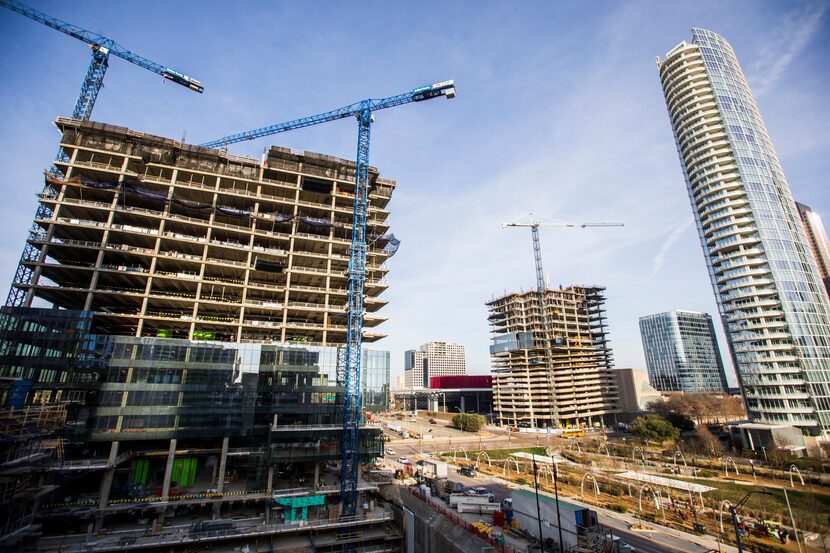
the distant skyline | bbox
[0,1,827,387]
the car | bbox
[458,466,477,477]
[473,487,490,495]
[398,457,408,464]
[385,448,396,456]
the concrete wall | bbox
[398,488,490,553]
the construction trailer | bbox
[510,489,597,550]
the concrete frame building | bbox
[658,29,830,440]
[16,118,394,344]
[487,286,618,429]
[639,310,728,393]
[796,202,830,298]
[403,341,466,389]
[0,118,399,552]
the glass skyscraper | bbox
[639,310,728,393]
[658,29,830,440]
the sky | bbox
[0,1,828,387]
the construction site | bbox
[0,0,459,550]
[488,286,619,429]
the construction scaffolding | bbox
[0,404,66,548]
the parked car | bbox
[385,448,396,456]
[398,457,409,464]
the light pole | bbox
[553,461,564,553]
[532,454,545,552]
[729,491,772,552]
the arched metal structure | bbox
[503,456,521,477]
[789,464,804,488]
[719,500,734,534]
[632,447,646,463]
[537,462,555,486]
[719,456,739,477]
[569,439,582,453]
[453,447,468,462]
[475,451,492,467]
[580,473,600,498]
[597,442,611,457]
[637,484,656,512]
[673,450,687,469]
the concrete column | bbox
[313,462,321,489]
[213,437,229,518]
[93,441,120,531]
[161,439,177,499]
[267,466,274,492]
[216,437,229,493]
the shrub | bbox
[515,476,528,486]
[630,415,680,443]
[609,503,628,513]
[452,413,485,432]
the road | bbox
[393,449,726,553]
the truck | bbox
[449,493,497,514]
[421,459,448,479]
[510,489,597,550]
[449,492,495,507]
[388,423,402,433]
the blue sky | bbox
[1,1,828,386]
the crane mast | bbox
[2,0,204,308]
[503,214,623,429]
[203,81,455,516]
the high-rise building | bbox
[0,119,399,551]
[13,118,395,344]
[796,202,830,298]
[639,310,728,392]
[657,29,830,440]
[404,341,466,389]
[487,286,618,428]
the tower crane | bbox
[502,213,623,429]
[202,80,455,516]
[2,0,204,308]
[0,0,204,121]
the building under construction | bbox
[0,118,398,552]
[487,286,619,429]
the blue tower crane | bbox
[2,0,204,308]
[0,0,204,121]
[201,80,455,515]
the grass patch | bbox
[689,478,830,532]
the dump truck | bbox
[510,489,597,550]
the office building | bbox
[797,202,830,298]
[403,341,466,389]
[658,29,830,440]
[487,286,618,429]
[639,310,728,392]
[0,116,398,551]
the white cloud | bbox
[648,217,695,280]
[749,3,827,96]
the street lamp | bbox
[729,491,772,553]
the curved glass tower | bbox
[657,29,830,440]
